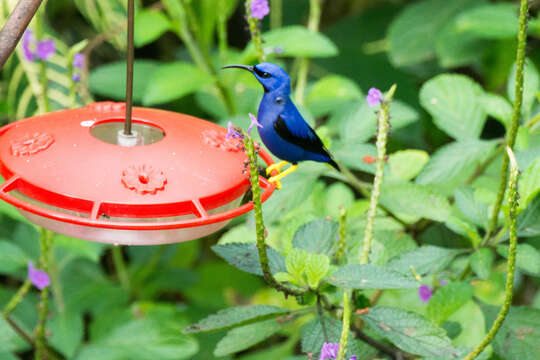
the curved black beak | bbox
[221,64,255,72]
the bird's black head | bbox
[221,62,290,93]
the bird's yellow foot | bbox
[268,164,298,190]
[266,161,289,177]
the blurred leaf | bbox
[416,140,497,185]
[292,218,338,255]
[334,142,377,174]
[497,243,540,276]
[0,288,38,352]
[74,0,127,50]
[89,60,159,102]
[305,253,330,288]
[134,9,170,47]
[327,264,418,289]
[243,26,338,60]
[420,74,486,140]
[184,305,290,334]
[484,306,540,360]
[470,248,495,280]
[49,310,84,358]
[362,306,456,357]
[301,316,359,359]
[519,158,540,210]
[285,248,308,281]
[369,231,417,267]
[387,246,464,276]
[387,0,472,66]
[0,352,18,360]
[325,183,355,218]
[212,243,286,276]
[426,282,474,325]
[214,319,282,357]
[306,75,363,117]
[388,150,429,182]
[507,58,539,116]
[454,3,519,39]
[454,187,489,229]
[481,93,513,128]
[517,194,540,238]
[143,62,214,105]
[0,240,30,274]
[379,183,452,223]
[53,234,107,263]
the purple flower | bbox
[72,73,81,82]
[440,280,447,286]
[250,0,269,20]
[226,121,243,139]
[247,113,263,134]
[349,357,357,360]
[320,343,339,360]
[73,53,84,69]
[366,87,383,107]
[35,40,55,61]
[22,30,35,61]
[28,262,50,290]
[418,285,433,303]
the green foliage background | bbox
[0,0,539,359]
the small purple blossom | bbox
[73,53,85,69]
[250,0,269,20]
[35,40,55,61]
[22,30,35,61]
[247,113,263,134]
[366,87,383,107]
[418,285,433,303]
[320,343,339,360]
[349,357,357,360]
[226,121,243,139]
[28,262,50,290]
[72,73,81,82]
[440,280,448,286]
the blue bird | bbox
[222,62,339,189]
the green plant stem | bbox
[2,280,31,318]
[335,207,347,262]
[35,228,52,360]
[294,0,322,105]
[463,148,519,360]
[316,294,329,341]
[360,85,396,264]
[486,0,528,241]
[270,0,282,29]
[217,0,228,62]
[245,0,266,62]
[242,132,304,297]
[112,246,130,291]
[47,245,64,313]
[336,291,351,360]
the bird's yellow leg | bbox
[268,164,298,190]
[265,160,289,176]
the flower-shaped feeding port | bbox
[122,164,166,194]
[10,132,54,157]
[0,103,276,245]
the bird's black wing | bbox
[273,112,339,171]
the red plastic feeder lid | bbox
[0,102,275,244]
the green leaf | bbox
[0,240,30,274]
[454,3,519,39]
[49,310,84,358]
[387,246,463,276]
[74,0,127,50]
[301,316,360,359]
[388,150,429,182]
[285,248,308,280]
[212,243,286,276]
[53,234,107,263]
[243,26,338,60]
[143,62,214,105]
[387,0,473,66]
[454,187,489,229]
[419,74,487,140]
[470,248,495,280]
[481,93,513,128]
[89,60,159,102]
[416,140,497,185]
[519,158,540,210]
[214,319,283,356]
[334,142,377,174]
[489,306,540,360]
[369,231,417,267]
[292,219,338,255]
[497,243,540,276]
[134,9,171,47]
[426,282,474,325]
[517,194,540,238]
[184,305,290,334]
[508,58,539,116]
[379,183,452,223]
[305,253,330,288]
[327,264,418,289]
[361,306,456,357]
[306,75,363,117]
[324,182,355,218]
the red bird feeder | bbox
[0,102,275,245]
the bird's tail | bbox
[328,158,340,172]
